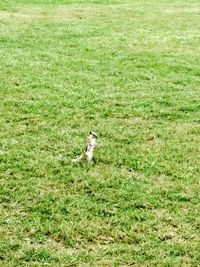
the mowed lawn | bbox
[0,0,200,266]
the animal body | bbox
[72,131,97,162]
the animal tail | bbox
[71,154,83,162]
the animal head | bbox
[90,131,97,138]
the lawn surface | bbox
[0,0,200,266]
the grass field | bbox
[0,0,200,266]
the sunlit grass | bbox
[0,0,200,266]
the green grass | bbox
[0,0,200,266]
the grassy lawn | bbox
[0,0,200,266]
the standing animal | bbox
[72,131,97,162]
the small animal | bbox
[72,131,97,162]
